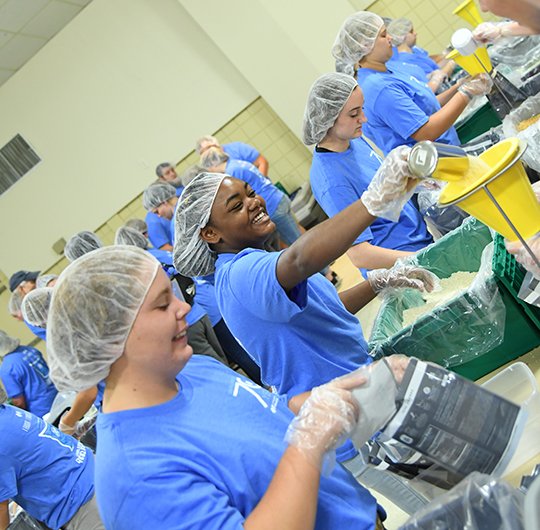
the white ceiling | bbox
[0,0,92,87]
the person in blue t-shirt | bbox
[0,331,57,418]
[0,404,103,529]
[304,73,433,277]
[196,134,269,176]
[173,169,436,412]
[45,245,415,529]
[331,11,493,154]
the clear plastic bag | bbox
[502,92,540,172]
[369,220,506,369]
[399,472,525,530]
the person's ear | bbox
[200,226,221,245]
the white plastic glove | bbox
[506,234,540,276]
[428,69,447,85]
[458,73,493,100]
[532,181,540,202]
[285,369,367,469]
[361,146,419,222]
[367,264,440,294]
[473,22,504,43]
[59,413,80,437]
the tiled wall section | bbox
[349,0,497,56]
[0,97,313,346]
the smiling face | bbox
[324,86,367,143]
[123,268,192,377]
[365,25,393,64]
[201,177,276,253]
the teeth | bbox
[253,211,265,223]
[173,331,187,341]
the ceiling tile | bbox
[0,34,46,70]
[0,68,14,84]
[22,1,82,39]
[0,0,49,32]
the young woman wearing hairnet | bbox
[45,245,408,529]
[304,72,432,274]
[173,161,437,462]
[332,12,493,155]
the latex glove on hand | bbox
[59,413,80,437]
[506,234,540,276]
[285,369,367,469]
[428,69,447,85]
[384,354,410,385]
[473,22,504,43]
[367,264,440,294]
[458,73,493,99]
[361,146,419,222]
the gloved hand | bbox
[367,264,440,294]
[285,369,367,469]
[506,234,540,276]
[458,73,493,100]
[384,354,410,385]
[428,69,447,86]
[473,22,504,43]
[532,181,540,202]
[361,146,419,222]
[59,413,80,437]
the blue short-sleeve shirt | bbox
[146,211,172,249]
[0,346,57,418]
[223,142,259,164]
[310,137,432,277]
[0,405,94,529]
[392,47,439,75]
[357,66,460,154]
[95,356,378,529]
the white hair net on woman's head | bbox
[47,246,159,392]
[8,291,23,317]
[387,18,413,46]
[142,182,176,212]
[181,164,204,187]
[64,231,103,262]
[21,287,53,329]
[36,274,58,289]
[200,147,229,169]
[115,226,148,250]
[303,73,358,145]
[195,135,220,155]
[125,218,148,234]
[0,330,19,358]
[173,172,226,277]
[332,11,384,65]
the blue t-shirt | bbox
[194,275,222,327]
[310,137,432,277]
[0,346,57,418]
[356,66,460,154]
[225,159,283,216]
[392,47,439,75]
[146,211,172,249]
[24,320,47,341]
[389,48,430,81]
[0,405,94,529]
[95,356,377,529]
[223,141,259,164]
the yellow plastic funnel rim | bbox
[439,138,522,205]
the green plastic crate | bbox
[369,219,540,380]
[455,102,502,144]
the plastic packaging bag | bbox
[369,219,506,369]
[399,472,525,530]
[503,92,540,172]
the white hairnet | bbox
[195,134,220,155]
[332,11,384,65]
[303,73,358,145]
[115,226,148,250]
[387,18,413,47]
[125,218,148,234]
[64,231,103,262]
[142,182,176,211]
[47,246,159,392]
[36,274,58,289]
[0,330,19,358]
[181,164,204,187]
[200,147,228,170]
[335,59,356,76]
[21,287,53,329]
[173,172,226,277]
[8,291,23,317]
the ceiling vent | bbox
[0,134,41,194]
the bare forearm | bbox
[347,242,413,270]
[244,447,320,530]
[62,386,98,426]
[338,281,376,314]
[277,200,376,290]
[254,155,269,176]
[159,243,173,251]
[10,395,26,410]
[412,92,469,141]
[436,84,459,106]
[0,501,9,530]
[288,391,311,415]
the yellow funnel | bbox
[446,47,492,75]
[439,138,540,241]
[453,0,484,26]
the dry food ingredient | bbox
[516,114,540,132]
[402,271,477,328]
